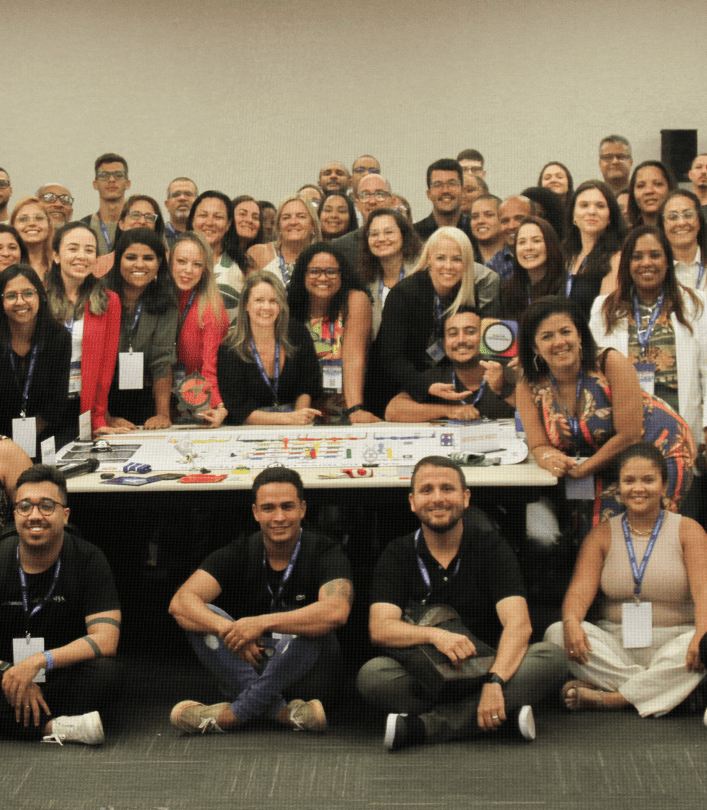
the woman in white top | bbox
[658,189,707,293]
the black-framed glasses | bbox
[0,179,11,188]
[127,210,158,223]
[39,192,74,205]
[306,267,340,278]
[2,288,37,302]
[15,498,65,516]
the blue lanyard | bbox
[16,543,61,635]
[379,266,405,302]
[414,528,461,604]
[98,218,113,252]
[565,257,587,297]
[180,290,197,327]
[251,339,280,403]
[127,302,143,351]
[633,291,665,355]
[697,261,705,289]
[264,530,302,609]
[621,510,664,599]
[278,252,291,286]
[165,223,179,240]
[452,370,486,406]
[8,343,38,417]
[549,369,584,452]
[433,293,445,335]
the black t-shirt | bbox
[369,508,526,647]
[199,529,352,619]
[414,364,515,420]
[0,530,120,661]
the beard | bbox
[417,504,465,534]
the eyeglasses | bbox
[664,209,697,221]
[96,170,127,180]
[430,180,461,190]
[306,267,340,278]
[39,192,74,205]
[353,166,381,175]
[599,154,631,163]
[462,166,484,176]
[15,214,48,224]
[0,180,11,189]
[369,227,399,239]
[127,210,158,223]
[2,288,37,302]
[357,190,391,201]
[169,190,197,199]
[15,497,65,516]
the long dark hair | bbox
[627,161,676,227]
[288,241,367,324]
[186,190,251,272]
[518,296,599,384]
[563,180,626,280]
[601,225,701,335]
[0,263,57,354]
[503,216,564,320]
[358,208,422,283]
[0,224,30,266]
[317,190,358,240]
[232,194,264,247]
[107,228,177,315]
[46,222,109,322]
[520,186,566,240]
[118,194,166,238]
[538,161,574,204]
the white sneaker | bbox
[517,705,536,741]
[42,711,105,745]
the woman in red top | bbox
[45,221,123,440]
[170,232,229,423]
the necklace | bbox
[627,520,653,537]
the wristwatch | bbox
[0,660,12,674]
[483,672,506,688]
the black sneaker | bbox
[384,713,426,751]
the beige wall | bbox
[3,0,706,221]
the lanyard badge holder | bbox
[633,292,664,396]
[549,371,594,499]
[119,303,144,389]
[620,511,663,648]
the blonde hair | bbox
[170,232,224,328]
[274,195,322,248]
[225,270,295,361]
[10,196,54,274]
[412,226,476,316]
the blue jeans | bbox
[187,605,334,723]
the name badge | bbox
[13,636,46,683]
[622,601,652,648]
[635,362,655,396]
[321,359,343,393]
[68,360,82,395]
[12,416,37,458]
[426,340,445,364]
[119,351,144,390]
[565,458,594,499]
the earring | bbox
[533,354,540,372]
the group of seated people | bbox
[2,142,707,748]
[0,457,705,752]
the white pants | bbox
[544,619,704,717]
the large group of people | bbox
[2,140,707,750]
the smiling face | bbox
[515,223,548,275]
[39,184,74,227]
[599,142,632,187]
[662,194,700,254]
[120,199,158,232]
[252,482,306,548]
[234,200,260,243]
[13,203,50,246]
[629,233,668,301]
[470,198,501,243]
[245,280,281,330]
[305,252,341,305]
[444,311,481,367]
[54,227,97,286]
[427,170,462,217]
[573,188,610,238]
[409,464,470,535]
[461,175,484,213]
[619,456,667,520]
[367,214,403,261]
[0,231,22,271]
[2,273,40,329]
[171,239,205,292]
[634,166,669,217]
[120,242,160,293]
[279,200,313,244]
[14,481,69,557]
[192,197,229,251]
[318,162,350,193]
[165,180,198,225]
[533,312,582,375]
[428,236,465,296]
[319,195,351,239]
[499,198,532,248]
[541,165,569,197]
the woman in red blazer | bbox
[46,221,125,444]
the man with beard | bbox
[688,154,707,216]
[384,307,515,422]
[414,158,475,244]
[357,456,566,751]
[36,185,74,228]
[164,177,198,247]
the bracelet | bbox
[345,404,364,416]
[43,651,54,672]
[483,672,506,689]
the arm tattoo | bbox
[86,617,121,629]
[82,635,103,659]
[323,579,354,605]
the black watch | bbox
[0,660,12,674]
[483,672,506,688]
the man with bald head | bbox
[486,196,533,283]
[0,168,12,222]
[351,155,381,198]
[333,173,392,268]
[37,185,74,228]
[318,162,351,194]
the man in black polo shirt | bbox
[0,465,121,745]
[169,467,353,735]
[357,456,565,751]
